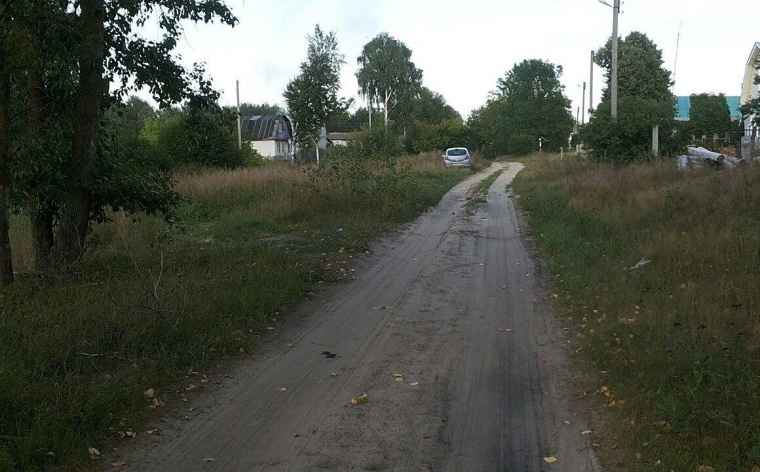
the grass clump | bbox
[0,151,472,470]
[513,154,760,471]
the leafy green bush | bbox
[411,119,473,153]
[506,134,536,155]
[582,96,685,162]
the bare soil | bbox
[114,163,602,471]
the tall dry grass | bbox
[513,155,760,471]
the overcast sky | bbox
[149,0,760,121]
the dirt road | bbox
[122,162,601,471]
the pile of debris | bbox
[677,146,746,170]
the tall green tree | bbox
[0,1,12,284]
[689,93,732,137]
[470,59,572,157]
[587,32,677,161]
[596,31,673,102]
[284,25,346,159]
[0,0,238,273]
[356,33,423,127]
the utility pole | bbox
[611,0,620,119]
[589,50,595,114]
[236,79,242,150]
[581,82,586,125]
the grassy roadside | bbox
[511,154,760,471]
[0,152,482,471]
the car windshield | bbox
[447,149,467,156]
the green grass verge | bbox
[512,154,760,471]
[0,153,476,470]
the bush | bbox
[582,96,686,162]
[506,134,536,155]
[411,119,473,153]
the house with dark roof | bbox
[241,114,294,160]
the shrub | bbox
[582,96,686,162]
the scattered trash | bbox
[581,430,592,435]
[393,374,404,382]
[111,461,127,468]
[543,456,559,464]
[498,328,513,332]
[87,447,101,460]
[336,228,343,233]
[331,371,342,377]
[144,388,155,399]
[628,259,651,270]
[203,457,216,462]
[278,387,286,391]
[410,382,419,386]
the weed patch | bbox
[0,152,473,470]
[513,155,760,471]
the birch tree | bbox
[356,33,423,127]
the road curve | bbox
[120,162,601,472]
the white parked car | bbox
[443,147,473,168]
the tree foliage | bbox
[582,96,677,161]
[689,93,732,137]
[235,102,284,117]
[0,0,238,276]
[596,31,673,102]
[356,33,423,127]
[469,59,573,157]
[588,32,678,161]
[284,25,346,156]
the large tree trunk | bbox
[27,52,55,270]
[54,0,105,265]
[0,57,14,285]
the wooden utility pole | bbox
[611,0,620,119]
[581,81,586,125]
[236,79,242,150]
[589,50,595,114]
[652,124,659,157]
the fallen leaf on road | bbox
[203,457,216,462]
[88,447,101,459]
[410,382,419,386]
[331,371,342,377]
[393,374,404,382]
[146,429,159,434]
[581,430,592,435]
[543,456,558,463]
[563,421,571,425]
[344,393,368,408]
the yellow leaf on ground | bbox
[543,456,558,463]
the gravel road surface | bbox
[120,162,601,471]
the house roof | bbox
[675,95,742,120]
[241,115,292,141]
